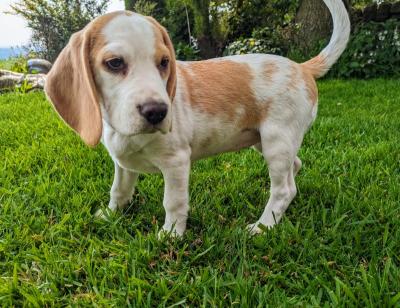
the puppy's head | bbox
[45,11,177,146]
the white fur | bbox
[312,0,351,77]
[95,14,171,137]
[93,1,350,236]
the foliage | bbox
[224,26,288,56]
[188,0,223,58]
[11,0,109,62]
[129,0,196,59]
[184,0,300,58]
[14,79,33,94]
[0,80,400,305]
[224,0,298,43]
[190,0,211,37]
[175,41,201,61]
[125,0,167,20]
[350,0,399,9]
[0,56,30,74]
[0,59,13,71]
[132,0,157,16]
[331,19,400,78]
[161,0,194,47]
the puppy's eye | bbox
[105,57,126,72]
[159,57,169,70]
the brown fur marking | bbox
[301,55,328,79]
[301,68,318,104]
[263,62,278,79]
[145,16,177,101]
[45,12,126,147]
[287,63,300,92]
[179,60,268,129]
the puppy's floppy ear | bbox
[146,17,177,102]
[45,28,102,147]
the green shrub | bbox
[175,41,200,61]
[330,19,400,78]
[132,0,157,16]
[9,56,29,74]
[225,0,298,43]
[224,27,287,56]
[162,0,195,48]
[11,0,109,62]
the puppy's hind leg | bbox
[248,123,299,234]
[255,143,302,178]
[293,156,302,177]
[252,142,263,153]
[96,162,139,217]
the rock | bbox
[27,59,52,74]
[0,69,46,91]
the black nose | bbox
[138,101,168,125]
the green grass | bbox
[0,79,399,306]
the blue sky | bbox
[0,0,125,48]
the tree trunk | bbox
[190,0,219,59]
[295,0,349,53]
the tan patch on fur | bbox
[287,63,301,92]
[301,67,318,104]
[179,60,267,129]
[263,62,278,79]
[45,11,126,147]
[145,16,177,101]
[301,55,328,79]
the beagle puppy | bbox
[45,0,350,236]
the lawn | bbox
[0,79,399,306]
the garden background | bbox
[0,0,399,306]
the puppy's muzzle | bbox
[138,101,168,125]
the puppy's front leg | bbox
[108,162,139,211]
[161,160,190,237]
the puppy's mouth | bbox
[102,115,170,137]
[143,115,171,135]
[120,121,170,137]
[142,124,168,135]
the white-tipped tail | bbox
[301,0,351,78]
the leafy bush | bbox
[175,41,200,61]
[224,27,288,56]
[10,57,29,74]
[331,19,400,78]
[225,0,298,43]
[161,0,194,47]
[132,0,157,16]
[11,0,109,62]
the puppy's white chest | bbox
[102,122,161,173]
[113,151,160,173]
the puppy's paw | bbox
[94,207,114,220]
[157,224,185,240]
[247,221,271,235]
